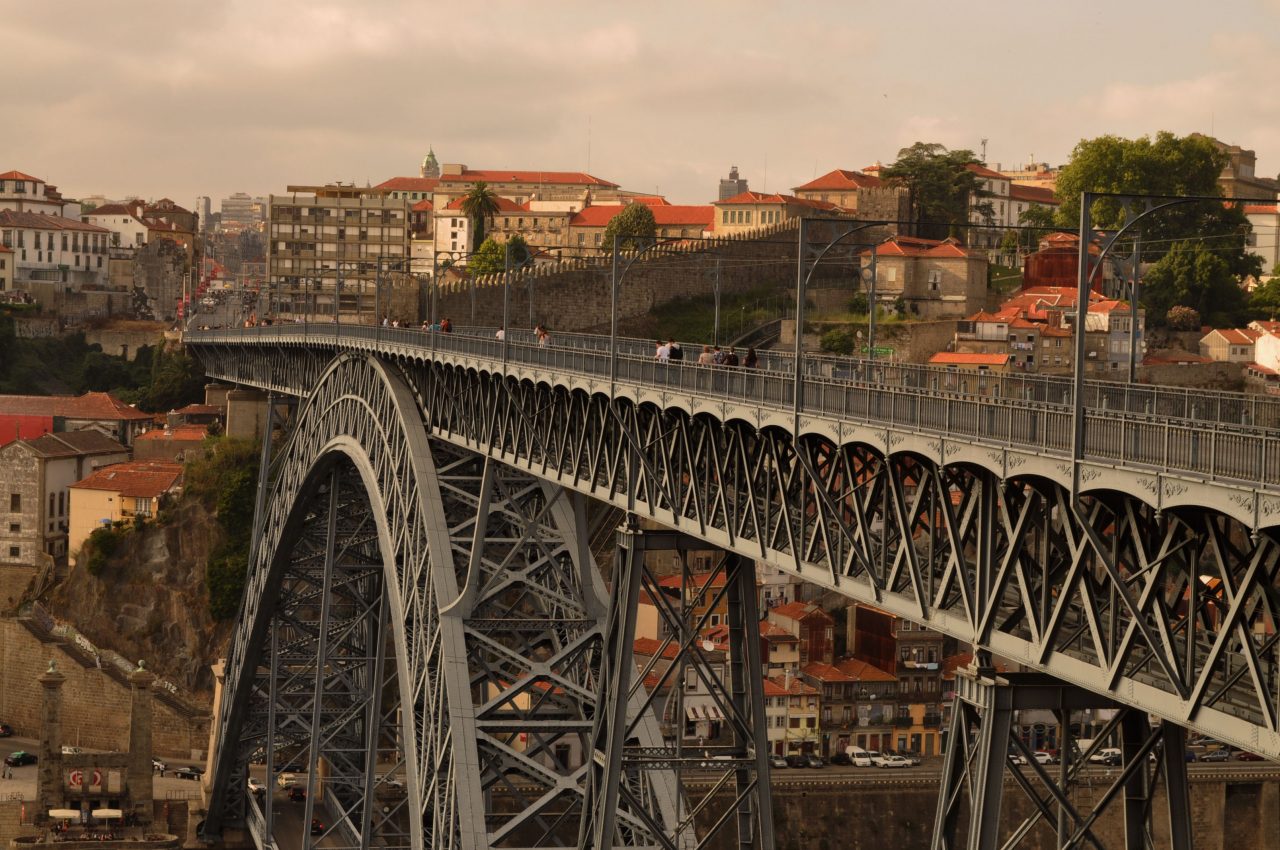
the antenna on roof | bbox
[586,114,592,174]
[980,139,989,164]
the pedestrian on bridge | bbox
[668,339,683,361]
[441,318,453,333]
[698,345,714,366]
[655,340,671,361]
[495,327,506,341]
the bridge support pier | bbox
[585,523,775,850]
[931,667,1195,850]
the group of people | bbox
[655,338,757,369]
[418,317,454,333]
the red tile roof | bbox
[929,352,1011,367]
[1252,320,1280,335]
[0,211,110,233]
[833,658,897,683]
[770,601,833,623]
[374,176,441,193]
[0,392,152,421]
[0,245,10,253]
[438,169,619,188]
[1203,328,1261,345]
[760,620,798,641]
[443,196,530,212]
[569,204,715,228]
[1009,184,1058,205]
[630,195,669,206]
[14,431,127,458]
[411,199,434,212]
[71,460,184,499]
[966,163,1007,181]
[134,425,209,442]
[633,637,681,659]
[941,652,1007,680]
[1245,204,1278,215]
[764,675,819,697]
[85,203,139,217]
[715,190,840,211]
[656,572,727,590]
[866,235,974,258]
[1247,362,1279,376]
[801,662,857,683]
[793,168,884,192]
[0,170,42,182]
[173,403,222,415]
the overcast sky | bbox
[7,0,1280,208]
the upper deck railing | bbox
[187,322,1280,494]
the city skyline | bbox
[8,0,1280,205]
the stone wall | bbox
[780,318,958,364]
[0,620,208,759]
[691,774,1279,850]
[0,564,36,612]
[83,323,167,361]
[432,221,870,334]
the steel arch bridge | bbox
[190,324,1280,850]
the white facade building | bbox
[0,170,67,215]
[0,210,111,290]
[1246,202,1280,272]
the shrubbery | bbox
[84,523,129,577]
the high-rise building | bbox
[196,196,212,231]
[221,192,265,228]
[266,183,410,320]
[718,166,749,202]
[420,147,440,179]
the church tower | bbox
[421,147,440,179]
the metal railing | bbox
[186,323,1280,492]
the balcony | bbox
[893,716,913,728]
[923,714,943,727]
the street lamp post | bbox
[793,219,887,420]
[1070,191,1237,496]
[608,234,687,392]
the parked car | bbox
[1200,748,1232,763]
[895,750,923,766]
[1089,748,1122,766]
[768,755,788,769]
[276,772,297,788]
[0,723,13,737]
[287,786,307,802]
[247,778,266,796]
[1032,751,1057,765]
[174,766,204,780]
[61,746,83,756]
[828,752,852,766]
[804,754,825,769]
[4,751,36,767]
[1236,751,1265,762]
[310,819,324,836]
[847,748,875,767]
[874,754,913,769]
[1188,736,1217,748]
[784,755,807,769]
[1009,753,1029,765]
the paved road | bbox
[0,736,207,802]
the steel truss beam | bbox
[205,353,681,850]
[933,669,1193,850]
[584,525,774,850]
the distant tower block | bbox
[421,147,440,179]
[37,660,66,825]
[718,165,749,202]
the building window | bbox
[8,523,19,534]
[9,494,19,512]
[8,546,18,558]
[134,497,151,516]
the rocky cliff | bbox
[45,495,233,699]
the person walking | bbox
[495,326,506,341]
[744,347,758,368]
[711,345,725,365]
[655,339,671,362]
[724,348,740,367]
[668,338,683,361]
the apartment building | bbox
[791,168,910,227]
[267,184,410,319]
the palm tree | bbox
[460,182,501,252]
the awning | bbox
[704,705,725,722]
[91,809,123,819]
[685,706,700,721]
[48,809,80,819]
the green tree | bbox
[602,203,657,252]
[1165,305,1202,331]
[1017,205,1058,249]
[468,238,506,276]
[881,143,991,241]
[142,347,206,412]
[998,229,1020,256]
[1250,277,1280,318]
[460,181,501,251]
[1054,132,1260,279]
[1142,241,1245,326]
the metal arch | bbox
[205,351,686,850]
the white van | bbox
[845,746,874,767]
